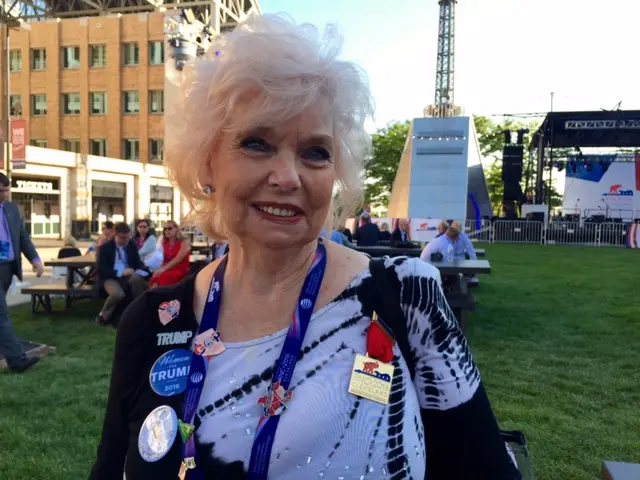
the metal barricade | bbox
[464,219,493,242]
[493,220,544,244]
[598,222,628,247]
[545,221,599,246]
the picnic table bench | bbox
[355,245,486,258]
[22,255,98,314]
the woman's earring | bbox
[203,185,215,195]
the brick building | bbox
[0,1,261,238]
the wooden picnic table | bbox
[45,254,97,289]
[429,259,491,275]
[355,246,486,258]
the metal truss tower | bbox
[425,0,459,118]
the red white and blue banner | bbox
[563,154,640,219]
[626,223,640,248]
[346,218,443,242]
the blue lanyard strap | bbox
[182,241,327,480]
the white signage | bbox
[15,180,54,192]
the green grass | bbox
[1,244,639,479]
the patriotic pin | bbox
[257,381,293,417]
[158,300,181,326]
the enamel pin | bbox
[257,381,293,417]
[348,354,395,405]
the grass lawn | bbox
[1,244,639,479]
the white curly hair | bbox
[165,13,374,239]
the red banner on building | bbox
[11,119,27,169]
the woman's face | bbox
[208,102,337,249]
[137,222,149,236]
[163,223,177,239]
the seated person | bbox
[150,220,191,288]
[95,222,149,326]
[87,221,115,254]
[451,221,477,259]
[420,225,461,262]
[390,218,414,247]
[320,229,354,247]
[434,221,449,239]
[353,213,380,246]
[133,218,157,263]
[58,236,82,259]
[379,222,391,241]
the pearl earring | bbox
[203,185,214,195]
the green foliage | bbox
[363,121,410,208]
[473,116,563,211]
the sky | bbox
[261,0,640,132]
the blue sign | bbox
[149,349,191,397]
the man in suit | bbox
[390,219,412,247]
[0,173,44,373]
[353,213,381,246]
[95,222,148,326]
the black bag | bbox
[366,258,531,480]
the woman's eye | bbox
[240,137,271,152]
[301,147,332,162]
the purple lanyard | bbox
[182,240,327,480]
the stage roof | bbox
[2,0,261,23]
[530,110,640,149]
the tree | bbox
[363,121,410,208]
[472,116,564,211]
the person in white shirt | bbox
[451,221,477,260]
[420,226,461,262]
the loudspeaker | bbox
[502,145,524,182]
[502,145,524,203]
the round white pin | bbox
[138,405,179,463]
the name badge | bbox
[138,405,178,462]
[348,353,394,405]
[0,241,10,261]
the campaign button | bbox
[149,349,191,397]
[138,405,178,463]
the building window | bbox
[31,139,48,147]
[90,44,106,68]
[31,49,47,71]
[90,139,108,157]
[62,139,81,153]
[9,50,21,72]
[90,92,107,115]
[149,41,164,65]
[122,43,139,66]
[123,91,139,114]
[62,93,81,115]
[149,90,164,114]
[123,139,140,161]
[9,95,22,117]
[149,139,164,163]
[62,46,81,69]
[31,94,47,116]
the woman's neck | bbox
[224,239,318,298]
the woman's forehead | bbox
[230,100,335,140]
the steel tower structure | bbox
[425,0,459,118]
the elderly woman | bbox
[90,15,519,480]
